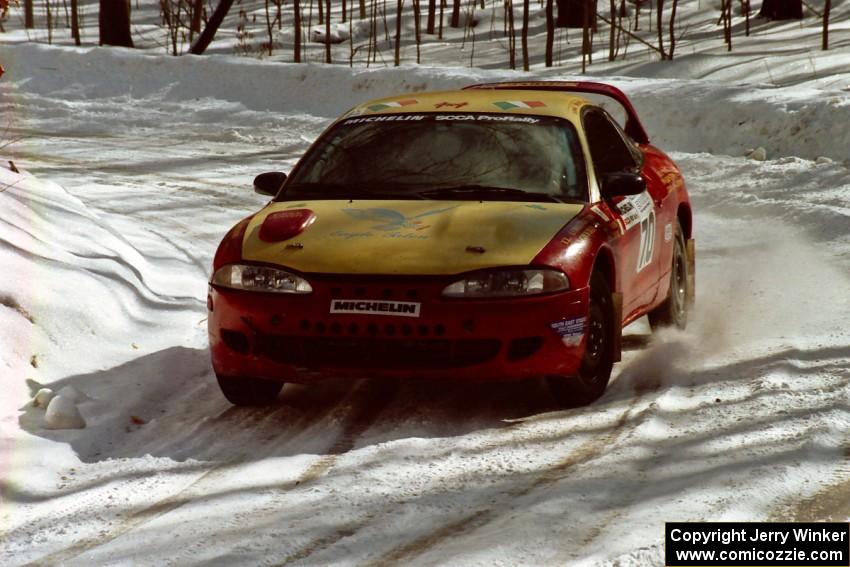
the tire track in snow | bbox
[163,379,400,567]
[22,382,381,567]
[769,446,850,523]
[368,399,638,567]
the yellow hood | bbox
[242,200,583,275]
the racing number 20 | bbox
[637,210,655,272]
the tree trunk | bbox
[99,0,134,47]
[545,0,553,66]
[506,0,515,68]
[190,0,203,38]
[450,0,460,27]
[608,0,615,60]
[413,0,421,62]
[189,0,233,53]
[360,0,366,18]
[294,0,302,61]
[394,0,402,65]
[822,0,831,50]
[656,0,665,59]
[325,0,332,62]
[521,0,529,70]
[668,0,677,59]
[758,0,802,19]
[426,0,435,33]
[24,0,35,28]
[70,0,81,45]
[557,0,595,29]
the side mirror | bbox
[253,171,287,196]
[600,171,646,199]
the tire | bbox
[548,271,615,407]
[648,219,689,331]
[216,374,283,406]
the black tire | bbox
[548,271,615,407]
[648,219,689,331]
[216,374,283,406]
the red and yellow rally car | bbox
[207,81,695,407]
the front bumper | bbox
[208,277,590,383]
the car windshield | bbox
[281,113,588,202]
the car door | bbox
[582,107,660,317]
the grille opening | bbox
[407,289,419,299]
[315,322,326,334]
[348,323,359,335]
[355,287,367,297]
[401,324,413,337]
[330,287,343,298]
[270,314,282,326]
[384,324,396,336]
[299,320,310,332]
[254,335,501,369]
[382,288,393,298]
[331,323,343,335]
[418,324,429,337]
[221,329,249,355]
[507,336,544,361]
[434,324,446,337]
[367,323,379,336]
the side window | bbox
[583,109,638,177]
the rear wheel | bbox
[648,220,689,330]
[216,374,283,406]
[548,271,615,407]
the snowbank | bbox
[2,43,850,160]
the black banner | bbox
[665,522,849,566]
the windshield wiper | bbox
[416,185,567,203]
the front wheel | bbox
[216,374,283,406]
[548,271,615,407]
[648,219,690,331]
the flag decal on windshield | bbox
[493,101,546,110]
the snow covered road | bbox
[1,45,849,566]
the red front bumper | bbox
[208,277,590,383]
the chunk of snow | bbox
[32,388,55,408]
[746,147,767,161]
[44,395,86,430]
[311,25,351,44]
[57,385,86,403]
[815,156,833,164]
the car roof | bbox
[343,89,593,122]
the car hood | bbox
[242,199,583,275]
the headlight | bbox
[442,268,569,298]
[211,264,313,294]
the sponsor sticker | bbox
[331,299,421,318]
[493,100,547,110]
[664,222,673,242]
[367,99,419,111]
[549,316,587,346]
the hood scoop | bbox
[259,209,316,242]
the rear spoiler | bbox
[464,81,650,144]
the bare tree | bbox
[325,0,331,62]
[426,0,435,33]
[412,0,421,62]
[190,0,233,54]
[545,0,554,66]
[450,0,460,27]
[521,0,529,70]
[394,0,402,65]
[506,0,515,68]
[70,0,81,44]
[190,0,203,40]
[294,0,302,61]
[24,0,34,28]
[668,0,678,59]
[759,0,802,19]
[100,0,134,47]
[822,0,831,50]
